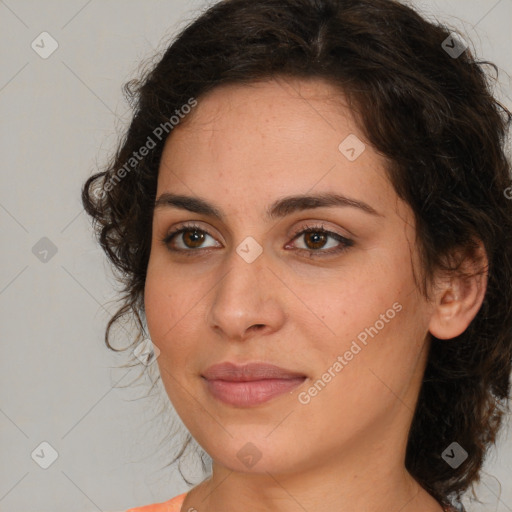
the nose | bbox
[205,249,286,342]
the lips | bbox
[201,362,307,407]
[201,361,306,381]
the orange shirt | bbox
[125,492,187,512]
[125,491,461,512]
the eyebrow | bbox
[154,191,382,220]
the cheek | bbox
[143,271,190,401]
[143,270,168,340]
[307,269,398,350]
[143,262,188,357]
[296,305,426,446]
[144,262,205,366]
[308,255,427,390]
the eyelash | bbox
[161,222,354,259]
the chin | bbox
[195,432,305,475]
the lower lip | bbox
[203,377,306,407]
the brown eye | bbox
[303,231,328,250]
[162,224,220,252]
[161,223,353,259]
[182,229,206,248]
[288,225,354,258]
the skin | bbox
[144,77,488,512]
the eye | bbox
[161,222,353,258]
[161,223,220,253]
[286,223,354,258]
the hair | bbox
[81,0,512,508]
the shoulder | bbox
[124,491,188,512]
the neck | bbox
[182,437,444,512]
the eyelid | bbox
[287,220,352,241]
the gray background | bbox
[0,1,511,511]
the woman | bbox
[82,0,512,511]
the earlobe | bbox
[428,241,488,340]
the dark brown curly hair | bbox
[81,0,512,508]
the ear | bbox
[428,239,488,340]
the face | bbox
[144,78,435,476]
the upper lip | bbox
[201,362,306,381]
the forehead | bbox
[164,78,358,160]
[156,78,398,220]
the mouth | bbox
[201,361,307,407]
